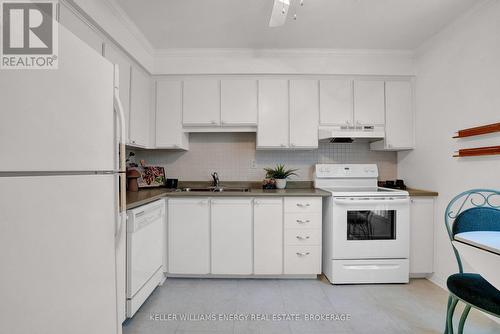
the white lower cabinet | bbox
[168,198,210,274]
[211,199,253,275]
[410,197,435,275]
[166,196,322,277]
[254,198,284,275]
[284,198,322,275]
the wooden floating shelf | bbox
[454,145,500,158]
[453,122,500,138]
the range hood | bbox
[318,125,385,143]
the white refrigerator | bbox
[0,26,127,334]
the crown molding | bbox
[101,0,155,55]
[154,48,415,58]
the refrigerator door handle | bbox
[113,65,127,240]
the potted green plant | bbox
[264,164,298,189]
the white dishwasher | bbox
[126,199,165,318]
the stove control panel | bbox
[315,164,379,178]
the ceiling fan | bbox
[269,0,304,27]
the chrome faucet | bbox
[211,172,220,188]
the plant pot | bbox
[275,179,287,189]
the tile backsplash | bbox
[133,133,397,182]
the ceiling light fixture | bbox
[269,0,304,27]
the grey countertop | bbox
[126,183,438,210]
[127,187,330,210]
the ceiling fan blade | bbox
[269,0,290,27]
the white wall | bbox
[398,0,500,287]
[135,133,397,182]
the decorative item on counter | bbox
[126,169,141,192]
[126,152,138,168]
[263,164,298,189]
[137,166,166,188]
[262,178,277,190]
[127,159,166,188]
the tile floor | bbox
[123,276,499,334]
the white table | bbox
[453,231,500,290]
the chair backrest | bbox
[445,189,500,273]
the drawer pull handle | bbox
[296,236,310,240]
[296,252,310,257]
[297,203,310,207]
[296,219,310,224]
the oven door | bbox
[331,197,410,259]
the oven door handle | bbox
[333,198,410,205]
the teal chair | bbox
[444,189,500,334]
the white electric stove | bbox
[315,164,410,284]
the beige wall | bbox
[134,133,397,182]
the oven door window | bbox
[347,210,396,240]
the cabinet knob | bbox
[296,219,310,224]
[296,203,310,207]
[296,252,310,257]
[254,200,260,205]
[296,236,310,240]
[211,120,217,125]
[290,143,296,147]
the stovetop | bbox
[320,186,409,197]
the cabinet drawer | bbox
[284,197,322,213]
[285,229,321,246]
[284,246,321,275]
[285,213,321,229]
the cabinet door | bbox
[221,79,258,126]
[156,81,189,149]
[319,79,353,126]
[211,199,253,275]
[168,198,210,274]
[410,197,434,274]
[59,4,103,54]
[183,79,220,126]
[385,81,414,149]
[353,80,385,126]
[254,198,283,274]
[257,80,289,148]
[129,67,151,147]
[104,45,131,143]
[289,80,319,149]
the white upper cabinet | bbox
[257,80,290,149]
[371,80,414,151]
[183,79,221,126]
[168,199,210,275]
[289,80,319,149]
[254,199,283,275]
[319,79,353,126]
[211,199,253,275]
[353,80,385,126]
[129,67,151,147]
[59,4,103,54]
[221,79,258,126]
[104,45,131,143]
[156,80,189,150]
